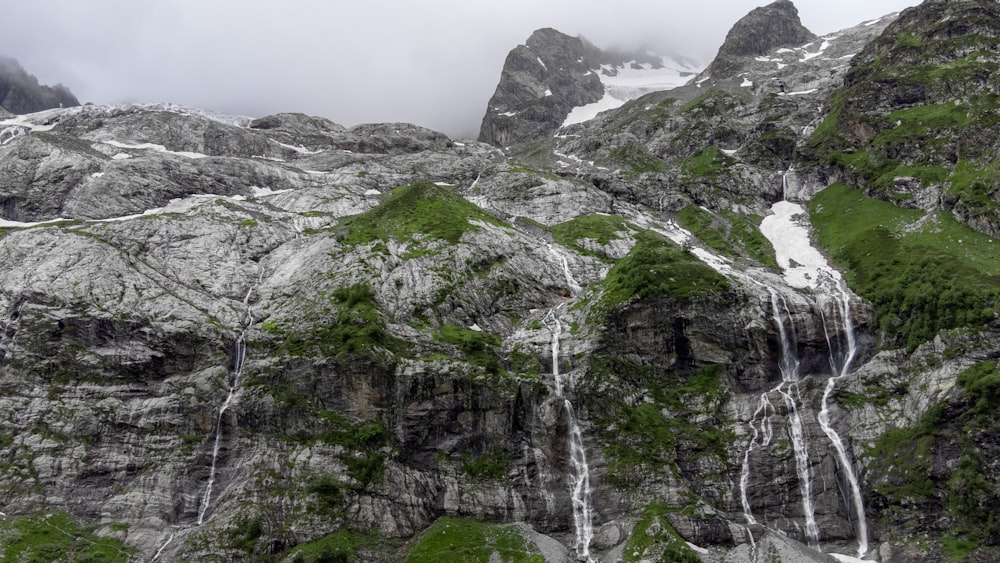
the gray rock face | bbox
[0,56,80,114]
[2,3,1000,562]
[479,28,605,147]
[477,28,664,147]
[705,0,818,79]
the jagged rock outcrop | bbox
[704,0,818,79]
[0,56,79,114]
[541,13,893,216]
[478,28,605,147]
[808,0,1000,236]
[477,28,664,147]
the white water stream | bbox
[817,282,869,557]
[741,170,869,556]
[545,308,594,562]
[196,277,258,525]
[770,290,820,546]
[543,243,594,561]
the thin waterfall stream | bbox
[543,243,594,561]
[817,281,869,557]
[545,308,594,562]
[197,275,260,525]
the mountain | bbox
[702,0,818,79]
[0,56,79,114]
[477,28,699,147]
[3,2,1000,562]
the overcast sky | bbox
[3,0,918,138]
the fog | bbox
[2,0,918,138]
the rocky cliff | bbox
[0,56,80,114]
[703,0,818,79]
[2,2,1000,562]
[477,28,692,147]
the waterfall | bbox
[197,279,257,525]
[546,308,594,561]
[150,532,175,562]
[751,169,870,555]
[546,243,583,296]
[771,290,820,545]
[740,393,774,523]
[817,280,869,557]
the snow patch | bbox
[276,141,322,155]
[741,78,753,88]
[102,140,208,159]
[537,57,547,70]
[759,200,840,289]
[250,186,291,198]
[562,93,623,127]
[561,57,703,127]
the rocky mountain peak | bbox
[477,28,606,147]
[478,28,697,147]
[705,0,818,78]
[0,56,80,114]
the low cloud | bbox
[1,0,917,138]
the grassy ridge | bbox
[599,230,730,311]
[404,518,543,563]
[0,512,134,562]
[341,181,506,246]
[809,183,999,349]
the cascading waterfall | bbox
[196,279,257,525]
[545,308,594,561]
[738,286,822,546]
[744,168,869,555]
[546,243,583,296]
[817,279,869,557]
[769,290,820,546]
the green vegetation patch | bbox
[600,142,667,175]
[283,529,402,563]
[807,44,1000,215]
[676,205,778,268]
[435,324,504,376]
[621,503,700,563]
[598,230,730,311]
[340,181,506,246]
[311,411,392,489]
[286,529,358,562]
[404,518,543,563]
[0,512,135,562]
[680,146,734,180]
[809,183,999,349]
[268,283,406,359]
[865,361,1000,561]
[550,214,634,261]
